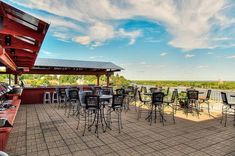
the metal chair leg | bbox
[83,111,87,136]
[224,108,227,127]
[220,106,224,124]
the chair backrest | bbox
[85,95,100,109]
[187,90,199,100]
[94,87,102,95]
[67,88,80,101]
[133,87,138,97]
[112,94,124,108]
[150,87,158,93]
[101,87,113,95]
[165,87,170,96]
[127,86,134,91]
[138,90,143,102]
[221,92,228,105]
[80,90,93,105]
[174,89,179,98]
[170,90,178,103]
[152,92,164,105]
[206,90,211,100]
[116,89,125,95]
[57,88,67,98]
[140,86,147,93]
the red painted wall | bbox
[21,86,94,104]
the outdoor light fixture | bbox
[5,35,11,46]
[10,48,15,55]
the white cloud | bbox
[73,36,91,45]
[140,61,146,65]
[144,37,161,43]
[41,50,52,55]
[184,54,195,58]
[52,31,71,42]
[89,56,104,60]
[9,0,235,50]
[118,28,141,45]
[226,55,235,59]
[73,23,141,46]
[197,65,209,69]
[160,52,168,56]
[207,52,213,55]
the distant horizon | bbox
[5,0,235,81]
[130,79,235,82]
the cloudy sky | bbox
[5,0,235,80]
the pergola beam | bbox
[0,46,17,71]
[25,69,108,75]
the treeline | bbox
[2,73,235,90]
[0,74,130,87]
[133,80,235,90]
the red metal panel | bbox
[1,35,40,52]
[21,88,56,104]
[7,49,36,59]
[1,17,45,41]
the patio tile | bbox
[159,147,185,156]
[4,104,235,156]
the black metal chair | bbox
[65,88,81,118]
[129,87,138,111]
[83,95,105,138]
[56,88,67,108]
[116,88,129,111]
[163,90,177,124]
[137,90,151,120]
[140,86,147,94]
[116,88,125,95]
[186,90,199,117]
[101,87,113,95]
[107,94,124,133]
[149,92,165,126]
[93,86,102,95]
[165,87,170,96]
[220,92,235,127]
[199,90,211,116]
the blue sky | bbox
[5,0,235,81]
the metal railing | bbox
[137,85,235,101]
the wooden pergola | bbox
[27,58,123,86]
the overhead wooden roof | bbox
[0,1,49,71]
[28,58,123,75]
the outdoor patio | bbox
[5,104,235,156]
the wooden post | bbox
[8,74,11,85]
[14,74,18,85]
[96,75,100,86]
[106,73,112,87]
